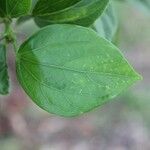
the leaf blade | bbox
[16,24,141,117]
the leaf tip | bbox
[132,71,143,83]
[136,73,143,81]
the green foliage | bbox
[0,44,9,95]
[0,0,142,117]
[0,0,31,18]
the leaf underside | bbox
[16,24,141,117]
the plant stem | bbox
[12,38,18,53]
[3,18,18,53]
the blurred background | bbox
[0,1,150,150]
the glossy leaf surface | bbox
[0,0,31,18]
[16,24,141,117]
[33,0,109,27]
[0,44,9,95]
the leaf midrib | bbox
[21,57,138,80]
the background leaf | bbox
[0,0,31,18]
[16,24,141,117]
[0,44,9,95]
[33,0,109,27]
[94,3,118,41]
[116,0,150,14]
[129,0,150,14]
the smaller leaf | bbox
[0,44,9,95]
[33,0,109,27]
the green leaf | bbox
[33,0,109,27]
[0,0,31,18]
[16,24,141,117]
[0,44,9,95]
[94,3,118,41]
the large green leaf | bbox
[0,44,9,95]
[94,3,118,41]
[33,0,109,27]
[0,0,31,18]
[16,24,141,117]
